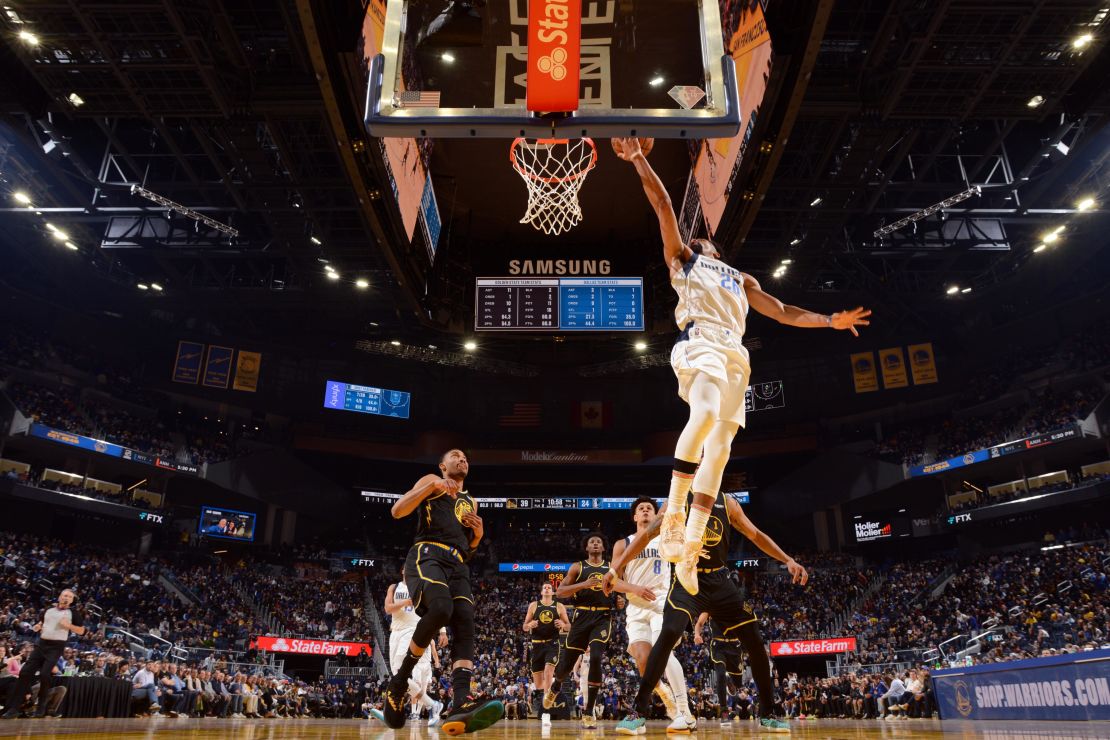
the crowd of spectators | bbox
[947,471,1110,514]
[227,564,370,643]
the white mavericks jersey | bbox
[390,581,419,632]
[672,254,750,339]
[623,535,669,609]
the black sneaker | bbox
[440,694,505,736]
[381,679,409,729]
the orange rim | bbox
[510,137,597,184]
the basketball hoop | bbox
[510,137,597,236]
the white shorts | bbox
[389,629,432,674]
[625,603,664,646]
[671,326,750,427]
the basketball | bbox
[611,137,654,159]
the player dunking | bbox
[613,137,870,595]
[384,579,445,725]
[695,611,744,726]
[384,449,504,735]
[603,493,807,734]
[522,582,569,719]
[609,496,695,733]
[543,533,618,729]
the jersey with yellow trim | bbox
[572,559,613,609]
[533,600,560,640]
[416,487,475,552]
[689,490,730,570]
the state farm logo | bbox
[537,47,568,80]
[777,642,793,655]
[272,638,289,652]
[770,638,857,656]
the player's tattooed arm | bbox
[392,473,457,518]
[724,496,808,586]
[743,273,871,336]
[523,602,538,633]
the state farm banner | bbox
[251,636,372,657]
[770,637,857,657]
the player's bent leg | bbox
[664,373,723,561]
[384,588,453,729]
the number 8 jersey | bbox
[622,535,670,610]
[672,252,750,344]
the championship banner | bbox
[850,352,878,393]
[250,636,372,657]
[770,637,857,657]
[908,342,938,385]
[878,347,909,389]
[232,350,261,392]
[932,649,1110,720]
[172,341,205,384]
[202,345,234,389]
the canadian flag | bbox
[576,401,611,429]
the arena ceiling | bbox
[1,0,1109,362]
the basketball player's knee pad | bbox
[411,590,453,648]
[448,598,476,661]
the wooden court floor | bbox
[1,717,1109,739]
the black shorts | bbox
[562,609,612,654]
[665,567,757,634]
[403,541,473,612]
[529,639,559,672]
[710,637,743,672]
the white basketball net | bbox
[510,137,597,236]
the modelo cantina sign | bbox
[251,636,372,656]
[770,637,857,656]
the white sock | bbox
[667,470,696,514]
[684,499,712,545]
[664,654,689,714]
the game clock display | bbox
[475,277,644,331]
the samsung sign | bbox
[933,650,1110,721]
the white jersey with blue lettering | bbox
[390,581,419,632]
[622,535,669,610]
[671,253,750,347]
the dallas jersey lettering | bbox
[622,535,669,610]
[672,253,749,349]
[390,581,419,633]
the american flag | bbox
[499,402,542,428]
[396,90,441,108]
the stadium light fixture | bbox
[1033,244,1047,253]
[326,270,340,280]
[390,340,401,346]
[781,259,792,265]
[634,341,648,351]
[809,197,823,207]
[649,76,664,87]
[355,278,369,289]
[1073,33,1093,49]
[51,229,68,241]
[946,285,960,295]
[1042,231,1060,244]
[442,52,456,63]
[137,283,149,291]
[1076,197,1095,211]
[17,30,39,45]
[64,241,78,251]
[44,222,58,232]
[961,287,972,294]
[789,238,801,245]
[873,186,981,237]
[67,93,85,107]
[130,184,239,237]
[463,340,477,351]
[13,191,31,205]
[151,282,163,292]
[310,236,322,245]
[1027,95,1045,108]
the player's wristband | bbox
[607,568,618,578]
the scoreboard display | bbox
[361,492,751,508]
[475,277,644,331]
[324,380,411,419]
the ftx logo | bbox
[350,558,376,567]
[948,514,972,525]
[138,513,164,524]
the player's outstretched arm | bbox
[724,496,808,585]
[391,473,454,519]
[613,138,691,274]
[743,273,871,336]
[603,504,668,594]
